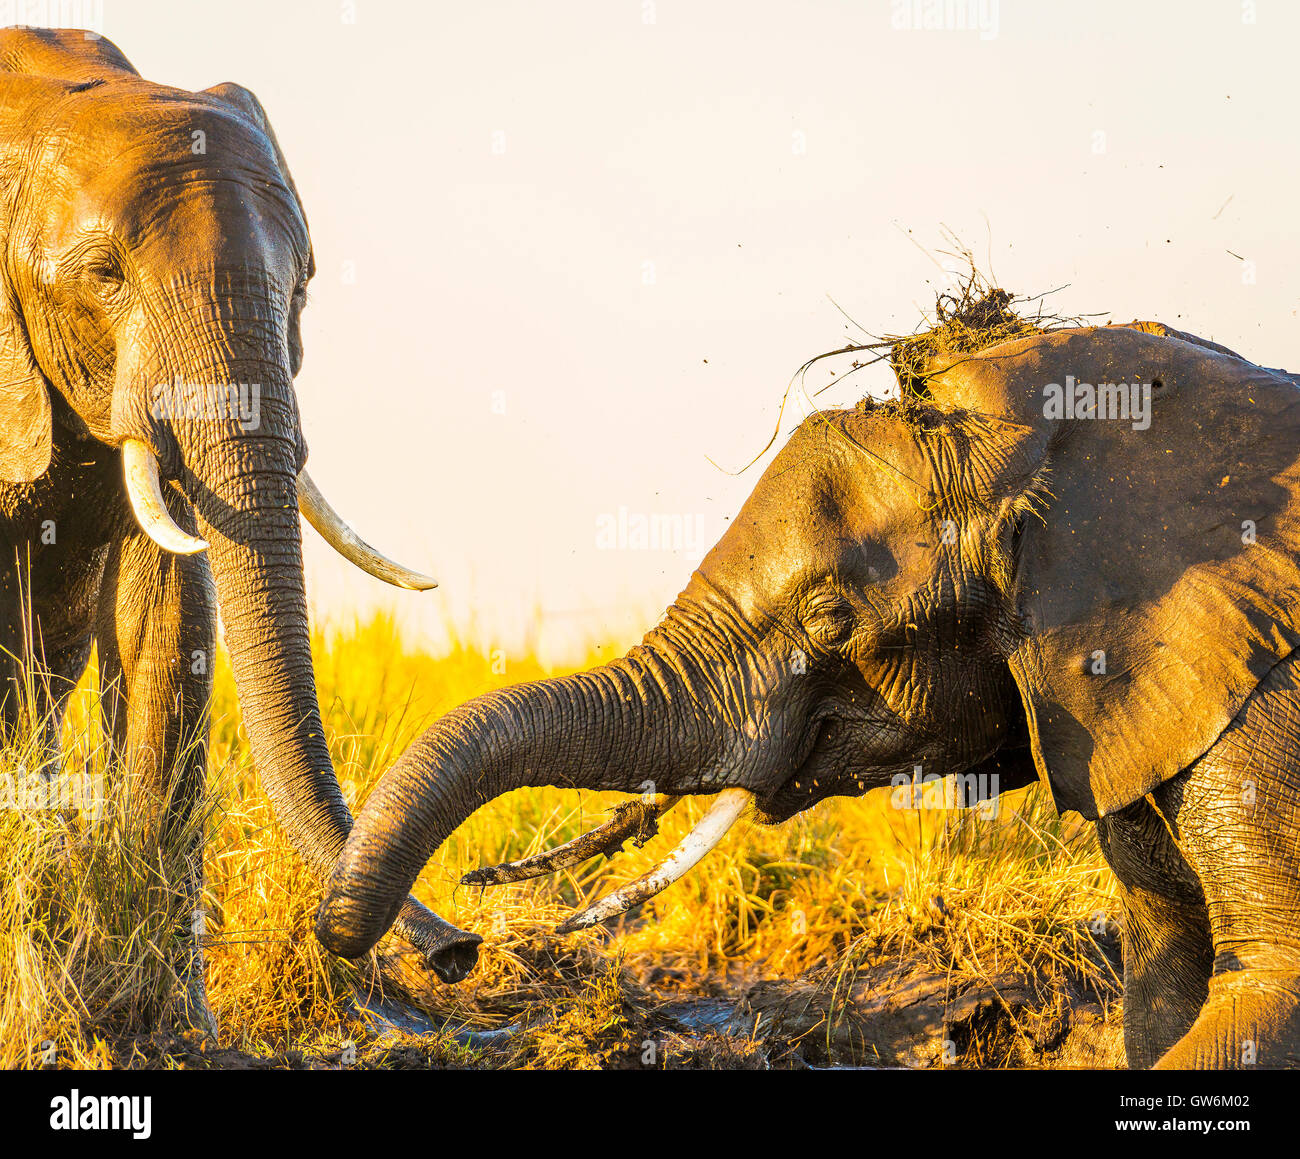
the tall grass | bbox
[0,679,214,1067]
[0,611,1118,1068]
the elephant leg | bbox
[33,636,95,769]
[1149,654,1300,1069]
[0,549,39,735]
[1095,795,1213,1069]
[96,525,218,1035]
[0,546,95,760]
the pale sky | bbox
[40,0,1300,661]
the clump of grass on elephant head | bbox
[795,261,1089,411]
[889,282,1042,399]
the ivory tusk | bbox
[121,439,209,555]
[462,795,681,887]
[555,788,751,934]
[296,471,437,591]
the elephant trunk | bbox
[316,637,732,960]
[177,374,354,879]
[135,343,468,975]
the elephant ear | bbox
[0,297,52,483]
[929,324,1300,819]
[0,50,61,481]
[0,28,141,482]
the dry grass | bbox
[888,281,1044,397]
[793,257,1097,416]
[0,611,1120,1069]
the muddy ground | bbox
[115,931,1127,1070]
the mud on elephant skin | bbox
[0,27,475,1018]
[320,319,1300,1068]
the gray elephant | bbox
[319,320,1300,1069]
[0,27,473,1028]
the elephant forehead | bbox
[29,89,298,241]
[31,82,252,160]
[697,420,931,606]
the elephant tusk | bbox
[462,794,682,886]
[297,470,437,591]
[121,439,209,555]
[555,788,751,934]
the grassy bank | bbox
[0,612,1121,1069]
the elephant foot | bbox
[1154,969,1300,1068]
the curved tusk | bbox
[121,439,208,555]
[555,788,750,934]
[297,471,437,591]
[462,795,682,887]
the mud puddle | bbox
[351,954,1125,1069]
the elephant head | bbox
[317,319,1300,970]
[0,28,479,979]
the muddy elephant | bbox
[0,27,469,1024]
[318,317,1300,1069]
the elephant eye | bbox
[82,254,125,295]
[804,597,855,647]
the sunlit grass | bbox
[0,610,1119,1068]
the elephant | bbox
[318,318,1300,1069]
[0,27,477,1030]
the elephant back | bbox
[927,324,1300,819]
